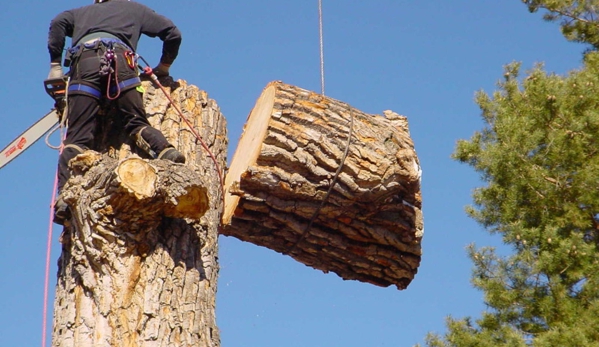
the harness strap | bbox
[68,77,141,99]
[68,84,101,98]
[77,32,120,46]
[112,76,141,93]
[65,35,132,67]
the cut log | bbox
[222,81,423,290]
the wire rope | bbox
[287,109,354,254]
[318,0,325,95]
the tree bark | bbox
[222,81,423,290]
[51,79,226,347]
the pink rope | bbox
[42,127,65,347]
[42,172,59,347]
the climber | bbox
[47,0,185,225]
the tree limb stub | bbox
[64,151,209,228]
[222,81,423,290]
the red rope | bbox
[106,53,121,100]
[147,70,225,207]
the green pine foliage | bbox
[422,53,599,346]
[523,0,599,49]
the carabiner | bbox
[124,50,137,69]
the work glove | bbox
[152,63,171,77]
[47,62,64,80]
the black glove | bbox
[152,63,170,77]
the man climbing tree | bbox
[47,0,185,225]
[421,2,599,346]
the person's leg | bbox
[58,46,107,190]
[57,94,100,189]
[117,88,185,163]
[54,94,100,224]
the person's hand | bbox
[152,63,170,77]
[47,62,64,79]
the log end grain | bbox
[116,157,157,199]
[164,186,209,220]
[223,83,276,224]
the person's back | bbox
[47,0,184,225]
[49,0,181,65]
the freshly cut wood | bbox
[222,81,423,290]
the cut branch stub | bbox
[222,81,423,290]
[116,157,157,199]
[63,151,209,228]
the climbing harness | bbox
[65,37,140,100]
[67,77,141,99]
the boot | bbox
[58,144,87,193]
[53,195,71,225]
[135,126,173,159]
[134,127,185,163]
[158,147,186,163]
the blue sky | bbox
[0,1,585,346]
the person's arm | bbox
[47,11,75,64]
[140,8,182,67]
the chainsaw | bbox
[0,78,67,170]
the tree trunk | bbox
[51,79,226,347]
[222,81,423,290]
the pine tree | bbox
[523,0,599,49]
[421,53,599,346]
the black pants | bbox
[58,46,171,191]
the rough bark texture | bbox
[52,78,226,347]
[222,81,423,290]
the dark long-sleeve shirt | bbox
[48,0,181,65]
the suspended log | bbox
[222,81,423,290]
